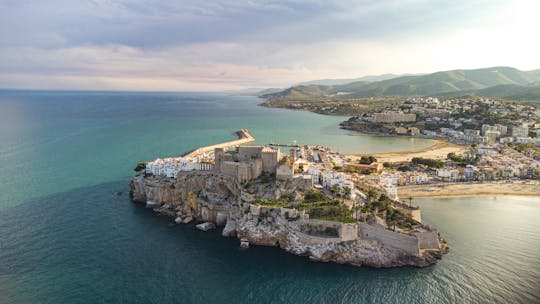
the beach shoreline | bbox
[345,139,467,162]
[398,181,540,199]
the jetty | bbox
[182,129,255,158]
[269,143,300,148]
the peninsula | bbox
[130,130,448,268]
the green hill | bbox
[261,66,540,101]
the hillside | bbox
[296,73,402,86]
[261,67,540,101]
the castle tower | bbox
[214,148,224,172]
[290,148,296,163]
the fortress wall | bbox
[237,165,251,183]
[359,223,420,256]
[261,151,279,173]
[238,146,262,161]
[276,164,293,180]
[298,219,359,242]
[293,231,342,245]
[221,161,239,178]
[340,224,359,241]
[416,231,440,250]
[395,206,422,223]
[251,159,263,179]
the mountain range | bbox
[261,67,540,101]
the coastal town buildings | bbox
[371,112,416,123]
[342,97,539,147]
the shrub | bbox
[383,162,393,169]
[397,165,410,172]
[134,162,147,172]
[359,156,377,165]
[411,157,443,169]
[303,191,326,203]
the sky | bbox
[1,0,540,91]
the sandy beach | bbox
[349,140,468,163]
[398,181,540,198]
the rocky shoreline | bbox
[130,171,448,268]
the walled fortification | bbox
[358,223,420,256]
[130,170,447,268]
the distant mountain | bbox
[261,67,540,101]
[230,87,284,96]
[296,74,403,86]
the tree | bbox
[411,157,444,169]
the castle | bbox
[214,145,298,182]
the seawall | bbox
[183,129,255,158]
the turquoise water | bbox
[0,91,539,303]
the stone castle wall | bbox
[358,223,420,256]
[416,231,440,250]
[261,150,279,173]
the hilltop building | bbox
[214,146,281,183]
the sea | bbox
[0,90,538,303]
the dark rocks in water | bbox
[116,191,123,196]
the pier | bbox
[269,143,300,148]
[182,129,255,158]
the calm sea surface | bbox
[0,91,538,303]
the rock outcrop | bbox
[130,171,447,268]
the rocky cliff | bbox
[130,171,447,268]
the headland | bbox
[130,129,448,268]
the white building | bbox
[436,169,460,181]
[512,124,529,138]
[146,156,214,178]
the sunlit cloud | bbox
[0,0,539,91]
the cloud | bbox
[0,0,539,90]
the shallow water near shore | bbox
[0,91,539,303]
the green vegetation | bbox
[447,152,469,166]
[359,155,377,164]
[260,67,540,104]
[252,194,355,223]
[252,198,290,208]
[134,162,147,172]
[298,199,354,223]
[303,191,327,203]
[360,194,417,230]
[397,165,411,172]
[411,157,444,169]
[307,205,355,223]
[382,162,393,169]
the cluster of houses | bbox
[145,154,214,178]
[359,97,540,147]
[434,144,540,181]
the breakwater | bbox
[183,129,255,158]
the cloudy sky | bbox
[1,0,539,91]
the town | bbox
[341,97,540,145]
